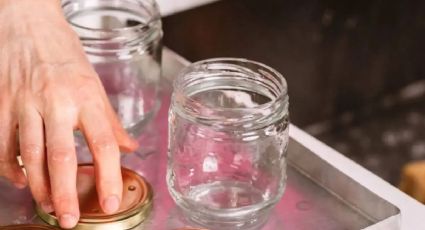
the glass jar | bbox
[167,59,289,229]
[62,0,162,137]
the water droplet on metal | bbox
[296,201,312,211]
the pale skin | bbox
[0,0,138,228]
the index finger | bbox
[79,105,122,215]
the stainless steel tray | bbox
[0,48,402,229]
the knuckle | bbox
[48,147,74,164]
[38,83,62,105]
[20,144,44,163]
[90,135,117,154]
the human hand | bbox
[0,0,138,228]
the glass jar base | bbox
[176,201,272,230]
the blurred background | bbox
[158,0,425,196]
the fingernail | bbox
[40,200,54,213]
[59,214,78,229]
[103,195,120,214]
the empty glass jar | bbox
[62,0,163,137]
[167,59,289,229]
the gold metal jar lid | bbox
[1,224,57,229]
[36,164,153,230]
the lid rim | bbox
[36,164,153,229]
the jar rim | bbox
[62,0,162,40]
[173,58,289,128]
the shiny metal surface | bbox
[0,48,417,229]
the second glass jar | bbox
[167,58,289,229]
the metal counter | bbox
[0,49,424,230]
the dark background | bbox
[162,0,425,187]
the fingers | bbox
[0,109,27,188]
[19,105,53,213]
[80,105,122,214]
[45,110,79,229]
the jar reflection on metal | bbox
[62,0,163,138]
[167,59,289,230]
